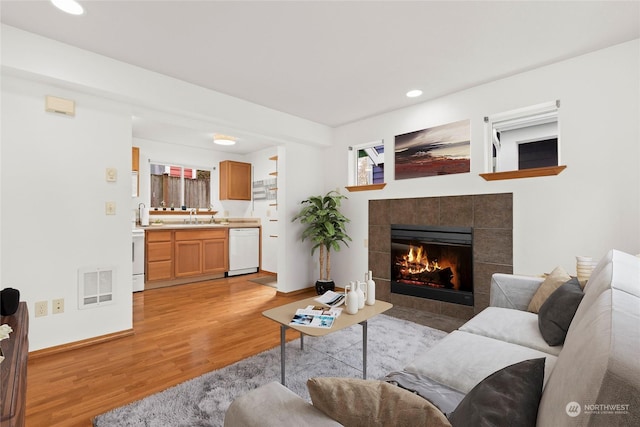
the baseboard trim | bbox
[145,274,225,290]
[29,328,134,359]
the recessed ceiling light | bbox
[406,89,423,98]
[51,0,84,15]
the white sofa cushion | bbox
[459,307,562,356]
[569,249,640,339]
[490,274,543,310]
[537,289,640,426]
[404,330,557,394]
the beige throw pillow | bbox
[527,266,571,313]
[307,377,451,427]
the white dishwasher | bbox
[228,228,260,276]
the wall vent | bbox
[45,95,76,116]
[78,266,115,309]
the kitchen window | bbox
[150,163,211,209]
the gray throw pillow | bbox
[448,358,545,427]
[538,277,584,346]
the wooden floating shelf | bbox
[269,203,278,207]
[345,183,387,192]
[269,172,278,176]
[479,165,567,181]
[269,235,278,238]
[269,156,278,161]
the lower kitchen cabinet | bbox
[146,228,229,286]
[146,231,173,282]
[203,239,228,274]
[174,240,203,278]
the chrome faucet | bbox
[189,208,198,224]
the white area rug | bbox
[93,314,446,427]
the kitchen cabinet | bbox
[132,146,140,197]
[146,230,173,282]
[203,239,228,274]
[219,160,251,200]
[174,240,202,278]
[146,228,228,287]
[132,147,140,171]
[175,229,228,278]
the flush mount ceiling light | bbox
[213,134,237,146]
[51,0,84,15]
[406,89,423,98]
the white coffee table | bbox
[262,296,393,385]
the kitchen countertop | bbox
[137,221,260,230]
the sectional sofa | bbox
[224,249,640,426]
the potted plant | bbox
[292,190,352,294]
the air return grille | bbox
[78,266,115,309]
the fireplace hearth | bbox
[391,224,474,306]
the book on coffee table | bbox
[289,306,341,329]
[314,290,346,307]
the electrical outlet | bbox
[35,301,48,317]
[52,298,64,314]
[105,201,116,215]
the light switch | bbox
[106,168,117,182]
[105,201,116,215]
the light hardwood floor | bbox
[25,274,464,426]
[25,274,314,427]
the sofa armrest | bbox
[224,381,342,427]
[490,273,543,311]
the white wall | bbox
[277,142,326,292]
[323,39,640,287]
[1,76,133,351]
[1,25,332,149]
[0,25,332,350]
[246,146,279,273]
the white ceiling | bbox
[2,1,638,153]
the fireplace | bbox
[391,225,474,306]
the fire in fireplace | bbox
[391,225,473,306]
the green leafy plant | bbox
[292,191,352,281]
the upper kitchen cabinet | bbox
[132,146,140,171]
[219,160,251,200]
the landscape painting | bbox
[394,119,470,180]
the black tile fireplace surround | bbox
[369,193,513,320]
